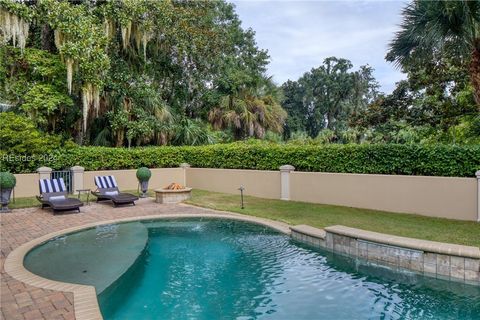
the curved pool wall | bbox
[291,225,480,286]
[22,218,480,320]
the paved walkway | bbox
[1,198,279,320]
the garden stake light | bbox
[238,186,245,209]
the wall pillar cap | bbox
[279,165,295,172]
[37,167,52,173]
[476,170,480,178]
[180,163,191,168]
[71,166,85,172]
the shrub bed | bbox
[2,143,479,177]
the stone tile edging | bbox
[325,225,480,259]
[4,212,291,320]
[290,224,326,239]
[290,224,480,285]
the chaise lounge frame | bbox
[36,178,83,214]
[91,175,138,207]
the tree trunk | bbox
[41,24,55,52]
[469,44,480,109]
[115,129,124,147]
[326,112,334,130]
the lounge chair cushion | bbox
[105,191,119,196]
[43,191,67,199]
[39,178,67,194]
[49,195,66,201]
[95,176,118,189]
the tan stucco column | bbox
[37,167,52,180]
[476,170,480,222]
[71,166,85,193]
[180,163,191,187]
[280,165,295,201]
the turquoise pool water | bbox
[25,218,480,319]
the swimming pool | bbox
[25,218,480,319]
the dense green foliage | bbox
[1,0,284,146]
[387,0,480,106]
[0,46,75,132]
[3,142,478,177]
[0,112,74,172]
[136,167,151,182]
[361,0,480,145]
[282,55,479,144]
[0,172,16,189]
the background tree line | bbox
[282,0,479,145]
[1,0,479,151]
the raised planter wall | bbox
[291,225,480,286]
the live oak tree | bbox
[281,57,379,139]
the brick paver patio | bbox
[0,198,244,320]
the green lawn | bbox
[186,189,480,247]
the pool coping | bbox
[290,224,480,259]
[4,210,291,320]
[325,225,480,259]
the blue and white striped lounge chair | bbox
[91,175,138,207]
[36,178,83,214]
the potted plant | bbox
[136,167,152,198]
[0,172,16,212]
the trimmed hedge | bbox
[3,143,480,177]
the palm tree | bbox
[172,117,215,146]
[208,89,287,139]
[387,1,480,107]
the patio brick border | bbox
[4,208,290,320]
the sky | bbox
[232,0,408,93]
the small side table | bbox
[77,189,91,205]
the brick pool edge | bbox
[291,224,480,286]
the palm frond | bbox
[387,0,478,68]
